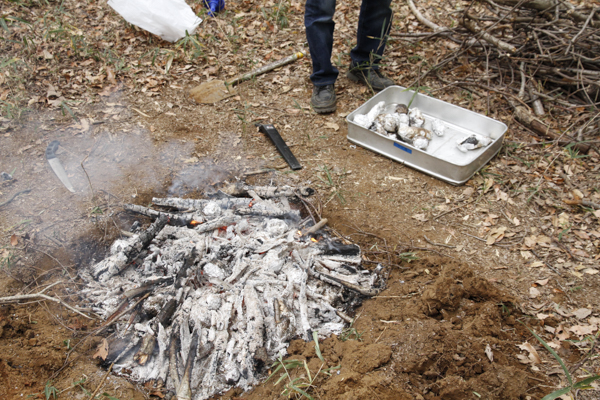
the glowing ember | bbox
[189,220,202,226]
[310,237,318,243]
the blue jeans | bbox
[305,0,393,86]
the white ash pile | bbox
[80,184,382,400]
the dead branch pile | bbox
[79,185,381,400]
[403,0,600,150]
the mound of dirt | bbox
[217,258,548,400]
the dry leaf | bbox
[485,344,494,362]
[569,325,596,336]
[487,226,507,245]
[412,214,428,222]
[583,268,599,275]
[517,342,541,364]
[10,234,19,246]
[524,236,537,248]
[529,287,541,298]
[93,338,109,360]
[463,187,475,197]
[537,313,551,320]
[556,325,571,340]
[594,210,600,218]
[530,261,545,268]
[535,278,550,286]
[325,122,339,131]
[573,308,592,320]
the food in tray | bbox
[353,101,385,128]
[353,102,468,152]
[397,125,431,150]
[408,108,425,127]
[456,133,492,152]
[431,118,446,136]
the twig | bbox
[88,362,114,400]
[0,283,93,320]
[530,249,561,275]
[407,0,446,32]
[423,235,456,248]
[0,189,31,209]
[303,218,328,236]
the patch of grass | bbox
[317,165,346,205]
[522,323,600,400]
[340,319,363,342]
[397,252,418,263]
[44,381,58,400]
[266,332,340,400]
[565,143,590,159]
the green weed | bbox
[44,381,58,400]
[317,165,346,205]
[266,331,340,399]
[522,324,600,400]
[340,319,363,342]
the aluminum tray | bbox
[346,86,508,185]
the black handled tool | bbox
[257,123,302,170]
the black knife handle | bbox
[46,140,60,160]
[257,124,302,170]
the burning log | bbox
[80,187,381,400]
[220,183,314,198]
[124,204,204,226]
[91,216,168,282]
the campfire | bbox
[80,184,382,400]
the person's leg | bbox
[350,0,393,69]
[305,0,338,86]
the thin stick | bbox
[0,290,92,320]
[88,362,114,400]
[0,189,32,209]
[423,235,456,248]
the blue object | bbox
[394,142,412,154]
[204,0,224,16]
[304,0,392,86]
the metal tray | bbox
[346,86,508,185]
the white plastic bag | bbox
[108,0,202,43]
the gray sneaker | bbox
[347,67,394,91]
[310,84,337,114]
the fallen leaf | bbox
[487,226,507,245]
[517,342,541,364]
[93,338,109,360]
[529,287,541,298]
[583,268,599,275]
[412,214,428,222]
[530,261,545,268]
[324,122,339,131]
[554,306,573,317]
[524,236,537,248]
[573,308,592,320]
[43,49,53,60]
[574,230,590,240]
[535,278,550,286]
[10,234,19,246]
[569,325,596,336]
[594,210,600,218]
[556,325,571,340]
[485,344,494,362]
[463,187,475,197]
[537,313,551,320]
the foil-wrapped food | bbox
[353,101,451,151]
[456,133,492,152]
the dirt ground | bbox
[1,0,600,399]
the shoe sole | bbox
[346,71,386,91]
[312,103,337,114]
